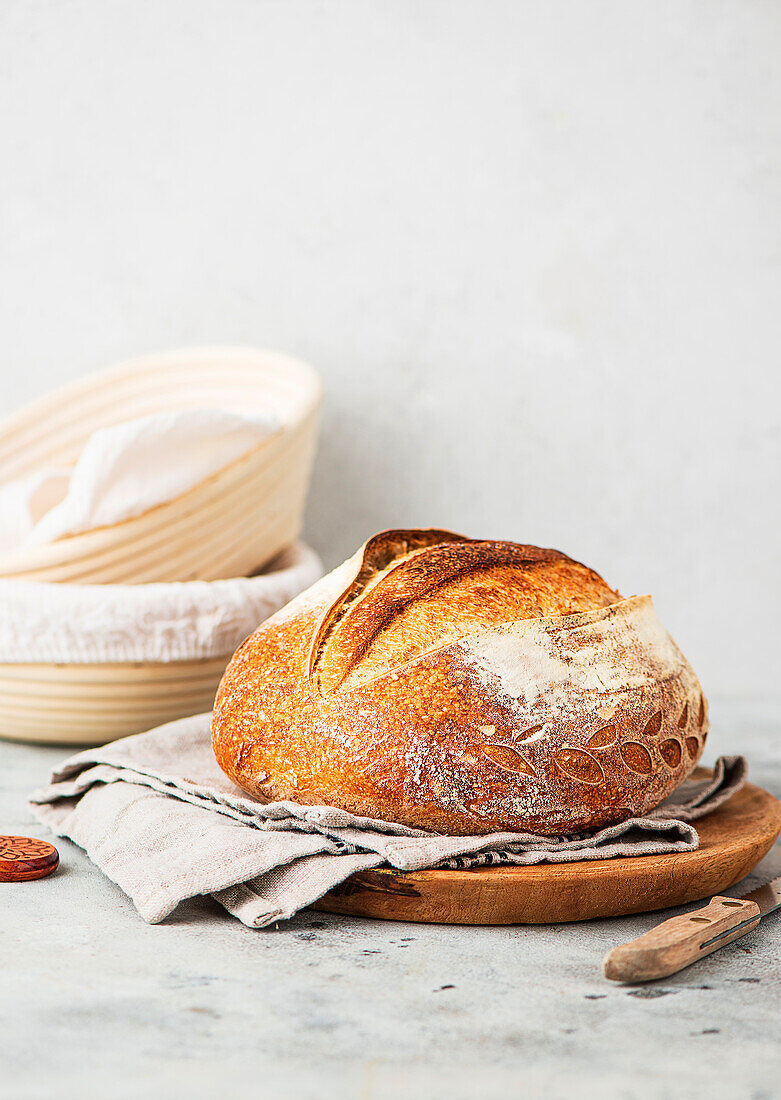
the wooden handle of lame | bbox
[602,896,761,983]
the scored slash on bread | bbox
[212,529,708,836]
[307,532,618,695]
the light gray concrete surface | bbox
[1,696,780,1100]
[1,1,780,698]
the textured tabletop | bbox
[2,696,780,1100]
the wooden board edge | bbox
[313,781,781,926]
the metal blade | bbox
[740,875,781,918]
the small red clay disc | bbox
[0,835,59,882]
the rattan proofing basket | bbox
[0,543,322,745]
[0,659,229,745]
[0,347,321,584]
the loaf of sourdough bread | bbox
[212,529,707,835]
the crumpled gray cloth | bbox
[29,712,747,928]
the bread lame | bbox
[603,876,781,982]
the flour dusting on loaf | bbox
[212,529,708,835]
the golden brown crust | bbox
[212,529,707,835]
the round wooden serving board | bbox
[313,777,781,925]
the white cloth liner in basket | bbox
[0,348,322,585]
[0,408,278,554]
[0,543,322,664]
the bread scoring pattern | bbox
[476,694,705,790]
[308,530,619,697]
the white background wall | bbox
[0,1,778,698]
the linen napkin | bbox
[29,714,746,928]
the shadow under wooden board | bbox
[313,776,781,925]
